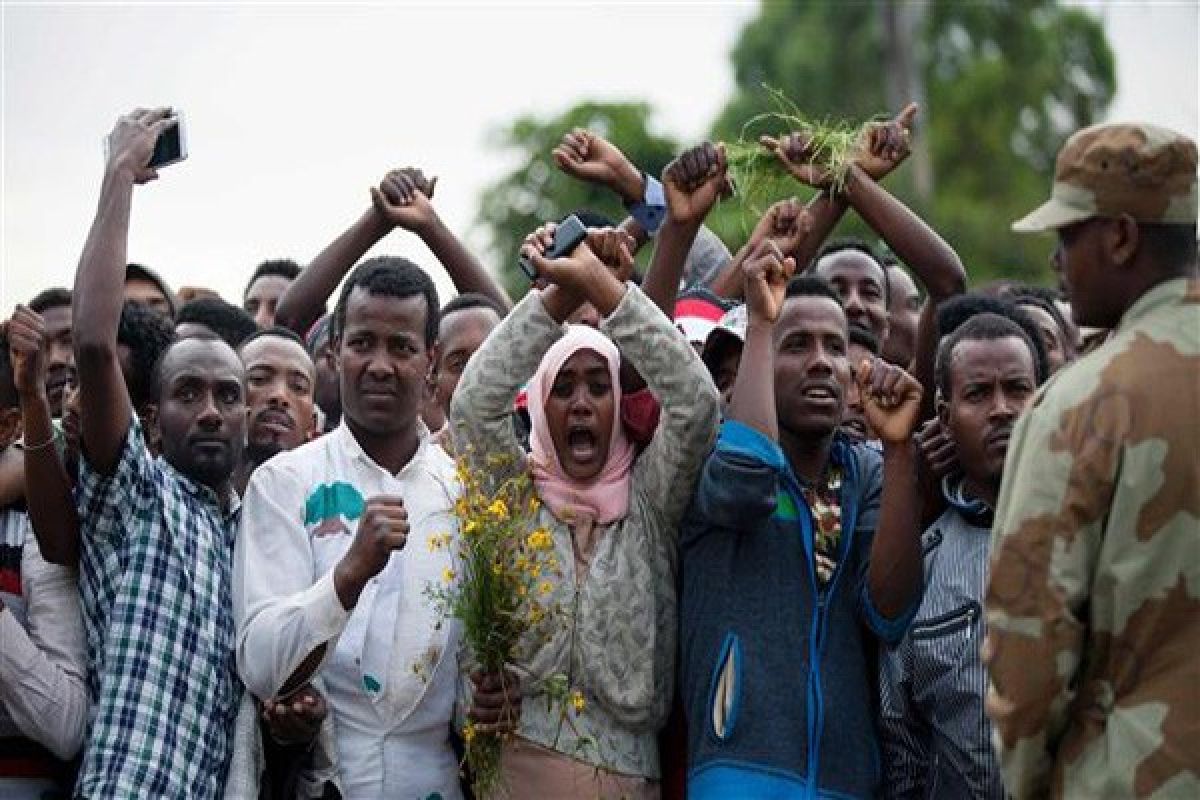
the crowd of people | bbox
[0,104,1196,800]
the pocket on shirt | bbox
[707,631,742,743]
[909,601,980,673]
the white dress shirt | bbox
[235,423,462,800]
[0,510,88,798]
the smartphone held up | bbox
[103,109,188,169]
[518,213,587,281]
[149,112,187,168]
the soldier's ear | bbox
[1109,214,1140,269]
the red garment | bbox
[621,388,661,449]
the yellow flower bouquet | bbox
[423,453,569,797]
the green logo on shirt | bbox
[305,482,366,537]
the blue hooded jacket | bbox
[679,421,921,800]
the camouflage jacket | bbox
[984,276,1200,798]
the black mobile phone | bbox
[518,214,588,281]
[147,113,187,168]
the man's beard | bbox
[245,438,285,468]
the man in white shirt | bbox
[0,308,88,798]
[235,257,463,799]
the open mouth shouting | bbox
[566,423,600,466]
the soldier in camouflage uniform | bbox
[985,123,1199,798]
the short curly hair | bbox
[117,301,176,409]
[28,287,72,315]
[176,297,258,350]
[331,257,439,347]
[935,294,1047,397]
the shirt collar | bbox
[1117,277,1190,332]
[159,457,241,520]
[941,473,993,527]
[334,419,435,479]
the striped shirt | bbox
[75,419,242,799]
[878,479,1004,799]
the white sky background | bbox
[1,0,1197,309]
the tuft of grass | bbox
[722,85,880,230]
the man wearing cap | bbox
[674,288,734,353]
[700,303,747,411]
[984,123,1199,798]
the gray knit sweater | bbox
[450,286,719,778]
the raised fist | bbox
[741,239,796,325]
[6,306,47,399]
[855,103,918,182]
[336,495,409,606]
[371,167,439,233]
[747,197,813,257]
[663,141,733,225]
[856,357,923,445]
[552,129,643,204]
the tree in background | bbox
[477,102,677,297]
[477,1,1115,293]
[708,0,1114,284]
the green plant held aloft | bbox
[722,85,879,228]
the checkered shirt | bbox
[75,419,241,799]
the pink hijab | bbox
[527,325,636,526]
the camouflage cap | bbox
[1013,123,1197,233]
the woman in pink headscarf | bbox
[451,226,719,798]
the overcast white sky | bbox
[2,1,1197,308]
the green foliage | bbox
[476,102,678,298]
[474,2,1115,292]
[708,0,1116,286]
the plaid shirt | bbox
[75,419,241,799]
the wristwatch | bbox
[624,172,667,236]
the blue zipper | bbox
[792,443,859,800]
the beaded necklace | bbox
[800,465,844,586]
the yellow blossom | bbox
[487,499,509,520]
[529,564,542,578]
[528,606,545,624]
[442,568,456,584]
[492,562,503,576]
[464,520,479,536]
[570,690,586,714]
[547,556,559,570]
[515,555,529,572]
[462,722,477,744]
[525,528,553,551]
[538,580,553,596]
